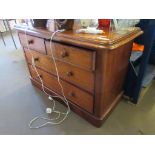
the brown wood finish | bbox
[94,41,133,117]
[46,41,96,71]
[16,24,142,127]
[18,33,46,54]
[30,78,102,127]
[15,24,143,50]
[24,48,94,93]
[28,64,94,113]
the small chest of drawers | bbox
[17,25,142,127]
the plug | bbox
[48,96,53,101]
[46,108,52,114]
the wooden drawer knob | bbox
[61,50,69,58]
[66,71,73,77]
[37,74,42,78]
[28,40,34,44]
[68,91,75,97]
[34,57,39,61]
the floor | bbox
[0,31,155,135]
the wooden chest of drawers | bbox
[17,25,142,127]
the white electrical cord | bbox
[24,28,70,129]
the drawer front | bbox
[18,33,46,54]
[46,41,96,71]
[28,65,94,113]
[25,48,94,93]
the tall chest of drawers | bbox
[16,25,142,127]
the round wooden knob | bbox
[34,57,39,61]
[28,40,34,44]
[67,71,73,77]
[68,92,75,97]
[61,50,68,58]
[37,74,42,78]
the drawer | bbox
[28,65,94,113]
[25,48,94,93]
[45,41,96,71]
[18,33,46,54]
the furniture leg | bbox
[0,31,6,46]
[6,20,17,49]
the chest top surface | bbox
[15,24,143,50]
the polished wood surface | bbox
[18,33,46,54]
[24,48,94,93]
[16,24,143,50]
[30,79,102,127]
[94,41,133,117]
[46,41,96,71]
[29,64,94,113]
[16,24,142,127]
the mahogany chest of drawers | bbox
[16,25,142,127]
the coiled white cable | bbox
[24,27,70,129]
